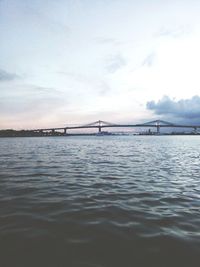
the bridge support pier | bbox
[97,120,102,134]
[156,125,160,134]
[64,128,67,135]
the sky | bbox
[1,0,200,129]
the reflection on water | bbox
[0,136,200,267]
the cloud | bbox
[155,25,191,38]
[30,85,62,94]
[0,69,18,81]
[142,52,156,67]
[105,54,126,73]
[58,71,111,96]
[27,6,70,35]
[94,37,120,45]
[146,95,200,120]
[0,84,65,115]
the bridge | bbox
[33,120,200,135]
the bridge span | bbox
[33,120,200,135]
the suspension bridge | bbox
[33,120,200,135]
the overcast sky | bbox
[1,0,200,129]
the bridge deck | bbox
[33,123,200,132]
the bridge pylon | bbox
[156,124,160,134]
[156,121,160,134]
[98,120,102,133]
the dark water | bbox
[0,136,200,267]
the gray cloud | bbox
[0,69,18,81]
[105,54,126,73]
[146,95,200,121]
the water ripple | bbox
[0,136,200,266]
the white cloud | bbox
[105,54,127,73]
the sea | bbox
[0,136,200,267]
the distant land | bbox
[0,129,199,137]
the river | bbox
[0,136,200,266]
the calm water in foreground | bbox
[0,136,200,267]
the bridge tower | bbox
[153,120,160,134]
[156,123,160,134]
[98,120,102,133]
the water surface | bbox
[0,136,200,266]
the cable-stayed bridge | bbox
[33,120,200,135]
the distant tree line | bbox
[0,130,64,137]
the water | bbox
[0,136,200,267]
